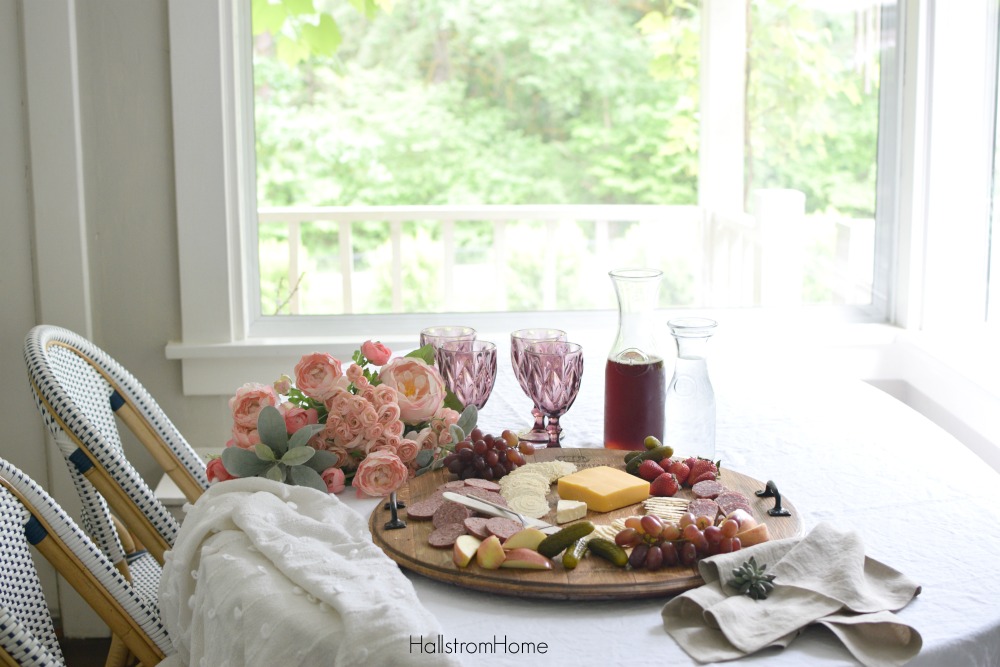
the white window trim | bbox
[169,0,998,399]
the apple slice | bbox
[501,528,547,552]
[499,548,553,570]
[736,523,770,547]
[453,535,482,568]
[476,535,506,570]
[726,509,758,532]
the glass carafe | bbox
[604,269,666,450]
[664,318,717,461]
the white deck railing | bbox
[257,193,874,315]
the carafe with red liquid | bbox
[604,269,666,451]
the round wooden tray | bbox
[370,448,801,600]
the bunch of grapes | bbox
[441,429,527,481]
[614,512,742,570]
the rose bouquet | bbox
[208,340,477,498]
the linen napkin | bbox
[662,522,922,666]
[159,478,459,667]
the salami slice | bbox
[461,487,509,507]
[427,523,467,548]
[463,516,492,539]
[485,517,523,541]
[441,480,468,490]
[405,495,444,520]
[716,491,752,517]
[691,480,726,499]
[687,498,720,522]
[432,500,473,528]
[464,478,502,492]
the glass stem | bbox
[531,407,546,431]
[546,415,562,447]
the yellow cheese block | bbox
[556,466,650,513]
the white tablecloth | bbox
[163,335,1000,666]
[336,342,1000,667]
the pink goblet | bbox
[420,326,476,353]
[435,340,498,410]
[524,342,584,448]
[511,328,567,445]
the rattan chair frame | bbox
[0,459,170,666]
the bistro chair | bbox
[24,325,205,565]
[0,458,172,666]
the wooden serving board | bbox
[370,448,801,600]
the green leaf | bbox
[283,0,315,16]
[288,423,325,449]
[414,449,434,468]
[281,445,316,466]
[301,14,342,59]
[288,464,328,492]
[276,37,311,66]
[456,404,478,435]
[405,344,436,365]
[264,464,285,482]
[254,443,277,461]
[251,0,286,36]
[257,406,289,454]
[222,447,272,478]
[443,389,464,413]
[449,424,465,446]
[303,449,339,472]
[347,0,379,20]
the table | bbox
[159,339,1000,666]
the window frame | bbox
[167,0,915,395]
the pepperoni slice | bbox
[691,480,727,499]
[427,523,467,548]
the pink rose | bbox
[396,438,420,464]
[435,407,461,427]
[321,467,346,494]
[230,424,261,449]
[229,382,279,430]
[346,363,364,384]
[325,389,353,417]
[352,450,408,497]
[377,403,401,425]
[294,353,347,401]
[361,340,392,365]
[413,426,438,451]
[206,457,236,483]
[279,403,318,434]
[373,384,398,409]
[378,357,446,425]
[273,374,293,395]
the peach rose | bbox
[373,383,399,409]
[378,357,446,425]
[230,424,261,449]
[294,352,347,401]
[321,467,346,494]
[377,403,401,425]
[396,438,420,464]
[206,457,236,483]
[352,450,408,497]
[279,403,319,434]
[361,340,392,365]
[346,363,364,384]
[229,382,279,430]
[325,389,353,417]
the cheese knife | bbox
[442,491,562,534]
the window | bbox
[248,0,889,322]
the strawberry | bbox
[638,459,666,482]
[684,456,697,469]
[686,458,718,486]
[667,460,691,486]
[649,472,680,497]
[689,470,717,485]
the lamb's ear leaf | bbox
[288,465,327,492]
[414,450,434,468]
[254,444,277,461]
[263,463,285,482]
[288,423,325,449]
[257,406,290,454]
[281,446,316,467]
[222,447,271,478]
[303,450,339,472]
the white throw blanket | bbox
[158,478,460,666]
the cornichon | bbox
[562,537,589,570]
[537,521,595,558]
[587,538,628,567]
[624,445,675,475]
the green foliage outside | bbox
[252,0,880,315]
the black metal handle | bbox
[383,491,407,530]
[755,480,791,517]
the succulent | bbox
[730,556,776,600]
[221,406,336,492]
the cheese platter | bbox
[369,447,802,600]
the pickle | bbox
[536,521,595,559]
[588,538,629,567]
[562,538,589,570]
[644,435,662,450]
[624,445,675,476]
